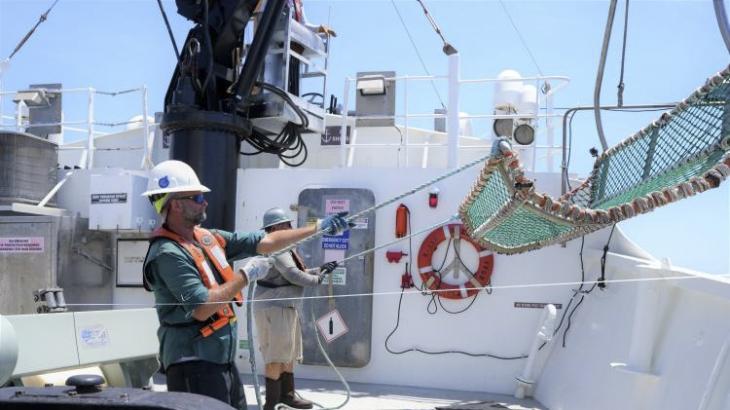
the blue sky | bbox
[1,0,728,273]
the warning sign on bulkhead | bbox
[316,309,349,343]
[91,193,127,204]
[0,237,45,253]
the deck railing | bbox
[335,54,570,171]
[0,86,153,169]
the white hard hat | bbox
[141,160,211,197]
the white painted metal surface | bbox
[5,309,158,378]
[0,316,18,386]
[88,169,158,231]
[515,304,557,399]
[234,166,596,394]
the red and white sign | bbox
[0,237,45,253]
[325,199,350,215]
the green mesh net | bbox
[459,66,730,254]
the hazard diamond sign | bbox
[315,309,349,343]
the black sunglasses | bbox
[176,193,205,204]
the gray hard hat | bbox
[262,207,292,229]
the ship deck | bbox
[242,376,547,410]
[153,374,547,410]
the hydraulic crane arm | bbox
[164,0,286,113]
[160,0,288,232]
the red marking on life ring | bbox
[417,224,494,300]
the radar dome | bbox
[494,69,524,109]
[518,84,538,115]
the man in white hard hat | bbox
[141,160,350,409]
[254,207,339,410]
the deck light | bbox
[513,122,535,145]
[493,118,514,138]
[356,75,386,96]
[12,89,50,106]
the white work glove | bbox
[239,256,271,284]
[317,211,353,236]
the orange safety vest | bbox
[151,226,243,338]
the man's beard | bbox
[183,208,207,225]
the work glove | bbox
[320,261,338,274]
[239,256,271,284]
[318,261,338,284]
[317,24,337,37]
[317,211,353,236]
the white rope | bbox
[63,272,730,308]
[270,151,493,258]
[334,215,456,266]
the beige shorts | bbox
[254,306,303,364]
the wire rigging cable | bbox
[414,0,456,55]
[64,271,722,308]
[389,0,446,109]
[616,0,630,107]
[497,0,544,77]
[6,0,59,61]
[271,151,494,258]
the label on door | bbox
[316,309,349,343]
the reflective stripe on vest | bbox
[151,226,242,337]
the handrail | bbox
[560,103,677,194]
[593,0,618,152]
[339,59,570,170]
[0,85,152,169]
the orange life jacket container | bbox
[150,226,243,338]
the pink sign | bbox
[325,199,350,214]
[0,237,45,253]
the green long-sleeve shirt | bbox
[143,228,264,370]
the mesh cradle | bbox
[459,65,730,254]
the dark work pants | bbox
[166,361,246,410]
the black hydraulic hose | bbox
[257,82,309,128]
[233,0,288,104]
[156,0,181,62]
